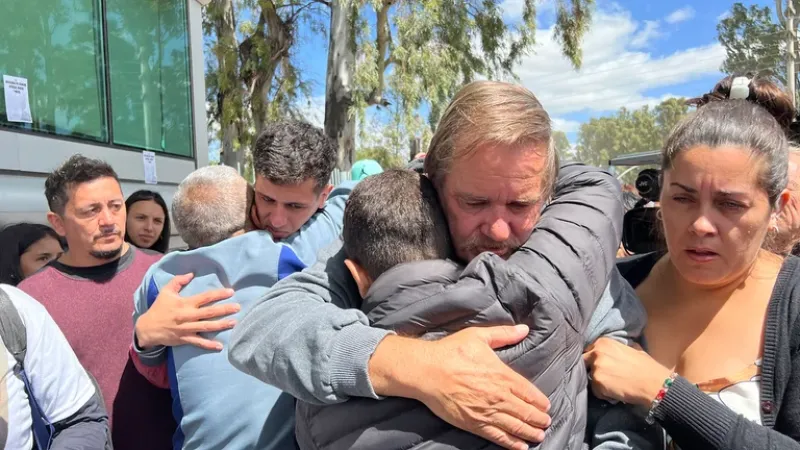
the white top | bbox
[668,360,763,450]
[0,285,96,449]
[703,359,763,425]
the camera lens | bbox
[635,169,661,202]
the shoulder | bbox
[128,247,163,279]
[16,266,57,292]
[138,247,163,258]
[764,257,800,361]
[135,247,163,263]
[0,284,50,331]
[774,257,800,307]
[774,257,800,331]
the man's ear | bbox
[47,212,67,237]
[317,184,334,208]
[344,258,372,298]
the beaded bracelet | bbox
[645,372,678,425]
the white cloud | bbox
[630,20,663,49]
[665,6,696,24]
[515,9,724,117]
[552,117,581,133]
[717,11,731,22]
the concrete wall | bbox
[0,0,208,251]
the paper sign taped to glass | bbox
[3,75,32,124]
[143,151,158,185]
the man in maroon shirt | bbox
[18,154,176,449]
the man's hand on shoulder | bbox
[368,325,551,450]
[135,273,240,351]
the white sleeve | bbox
[4,286,96,423]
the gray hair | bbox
[171,165,249,249]
[662,100,789,207]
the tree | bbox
[206,0,243,170]
[203,0,596,171]
[575,98,688,182]
[206,0,324,173]
[356,105,432,167]
[354,146,404,168]
[654,97,688,139]
[552,130,573,161]
[716,3,788,86]
[325,1,359,169]
[325,0,595,170]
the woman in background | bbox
[125,190,170,254]
[0,223,65,285]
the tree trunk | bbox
[325,0,357,171]
[220,122,243,172]
[244,1,290,141]
[251,77,272,137]
[213,0,241,172]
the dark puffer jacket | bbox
[295,163,629,450]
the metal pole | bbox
[615,166,640,181]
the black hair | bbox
[124,190,171,254]
[45,154,119,215]
[342,169,452,280]
[252,121,338,192]
[0,223,65,286]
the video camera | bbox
[633,168,660,203]
[622,169,665,254]
[607,151,666,255]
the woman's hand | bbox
[583,337,673,407]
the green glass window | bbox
[0,0,108,141]
[106,0,193,157]
[0,0,193,158]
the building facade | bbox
[0,0,209,249]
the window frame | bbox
[0,0,196,160]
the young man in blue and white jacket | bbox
[132,122,356,450]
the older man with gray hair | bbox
[130,160,356,450]
[170,165,249,249]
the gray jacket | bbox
[229,163,626,447]
[296,255,644,450]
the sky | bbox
[209,0,778,161]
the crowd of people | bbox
[0,74,798,450]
